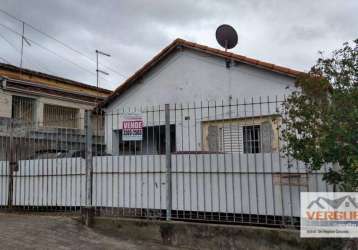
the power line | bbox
[0,30,19,52]
[0,8,127,79]
[0,22,112,82]
[0,56,11,64]
[0,29,56,74]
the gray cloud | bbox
[0,0,357,90]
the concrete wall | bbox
[104,49,296,154]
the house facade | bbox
[0,63,111,129]
[0,41,332,221]
[100,39,301,155]
[0,63,112,159]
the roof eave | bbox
[0,63,112,94]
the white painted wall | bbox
[106,49,295,109]
[104,48,297,154]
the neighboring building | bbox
[0,63,111,128]
[99,38,302,155]
[0,63,112,159]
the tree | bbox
[282,39,358,191]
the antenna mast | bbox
[19,21,31,77]
[95,49,110,104]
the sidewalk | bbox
[0,213,185,250]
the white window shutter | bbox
[222,125,242,152]
[261,121,273,153]
[207,125,219,152]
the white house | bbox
[100,38,301,156]
[1,39,332,221]
[95,39,328,220]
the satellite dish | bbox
[216,24,238,51]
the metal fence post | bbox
[83,110,94,226]
[7,120,14,209]
[165,104,172,220]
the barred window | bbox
[43,104,79,128]
[12,95,35,124]
[204,118,276,154]
[243,125,261,153]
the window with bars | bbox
[204,119,276,153]
[12,95,35,123]
[43,104,79,128]
[243,125,261,153]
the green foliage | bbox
[282,39,358,191]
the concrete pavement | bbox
[0,213,187,250]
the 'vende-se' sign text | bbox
[121,113,144,141]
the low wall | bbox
[92,217,344,250]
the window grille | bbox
[43,104,79,128]
[12,95,35,124]
[205,118,275,154]
[243,125,261,153]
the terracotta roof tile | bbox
[99,38,303,108]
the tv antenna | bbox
[215,24,238,52]
[95,49,110,104]
[20,21,31,77]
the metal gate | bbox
[0,116,88,213]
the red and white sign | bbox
[121,113,144,141]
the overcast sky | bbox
[0,0,357,90]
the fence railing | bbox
[0,97,332,227]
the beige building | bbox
[0,63,111,129]
[0,63,112,159]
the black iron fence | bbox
[0,97,332,227]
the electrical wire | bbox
[0,29,55,74]
[0,8,127,79]
[0,56,11,64]
[0,22,112,82]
